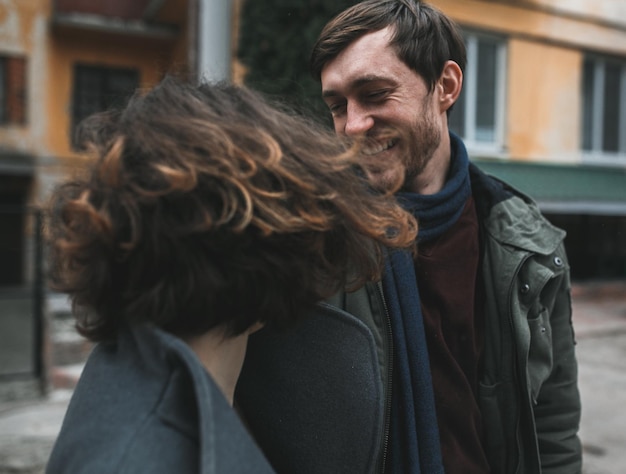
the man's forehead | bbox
[336,27,393,62]
[320,33,409,97]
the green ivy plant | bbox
[237,0,356,122]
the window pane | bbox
[582,58,595,151]
[449,85,466,138]
[104,70,139,109]
[72,65,139,149]
[74,66,104,125]
[475,39,497,142]
[602,62,621,153]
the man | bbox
[236,1,581,473]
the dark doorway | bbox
[0,175,30,285]
[546,214,626,281]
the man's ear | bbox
[437,60,463,114]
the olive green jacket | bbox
[237,165,582,473]
[470,164,582,473]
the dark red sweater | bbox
[415,195,490,473]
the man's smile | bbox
[362,138,398,156]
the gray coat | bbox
[47,325,274,474]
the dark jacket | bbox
[47,325,274,474]
[236,165,581,474]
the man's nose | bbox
[343,104,374,137]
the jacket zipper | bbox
[377,281,393,474]
[507,253,531,474]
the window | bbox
[582,55,626,159]
[0,55,27,126]
[71,64,139,148]
[449,32,506,152]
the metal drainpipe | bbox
[196,0,233,83]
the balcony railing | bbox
[51,0,180,39]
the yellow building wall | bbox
[0,0,49,155]
[431,0,626,56]
[155,0,191,75]
[430,0,626,163]
[0,0,190,164]
[46,30,184,160]
[523,0,626,26]
[507,40,581,162]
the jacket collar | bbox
[134,326,274,474]
[469,163,565,255]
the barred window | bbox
[71,64,139,148]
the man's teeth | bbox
[364,140,395,155]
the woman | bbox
[45,78,416,473]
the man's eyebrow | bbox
[322,89,340,99]
[322,75,396,99]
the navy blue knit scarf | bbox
[396,133,471,243]
[382,133,470,473]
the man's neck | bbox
[407,132,452,195]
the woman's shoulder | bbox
[47,326,274,473]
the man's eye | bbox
[329,103,346,115]
[366,90,387,100]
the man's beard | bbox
[356,108,442,193]
[401,110,441,188]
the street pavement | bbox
[0,390,71,474]
[574,283,626,474]
[0,283,625,474]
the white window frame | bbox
[581,54,626,166]
[456,31,507,157]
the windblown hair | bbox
[47,78,417,342]
[310,0,466,93]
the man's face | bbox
[320,26,444,192]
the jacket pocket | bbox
[527,307,554,404]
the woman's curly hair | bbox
[46,77,417,342]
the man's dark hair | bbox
[46,77,417,342]
[310,0,466,93]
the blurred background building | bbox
[0,0,625,398]
[437,0,626,282]
[0,0,232,399]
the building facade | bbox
[0,0,191,284]
[0,0,201,397]
[428,0,626,280]
[2,0,625,395]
